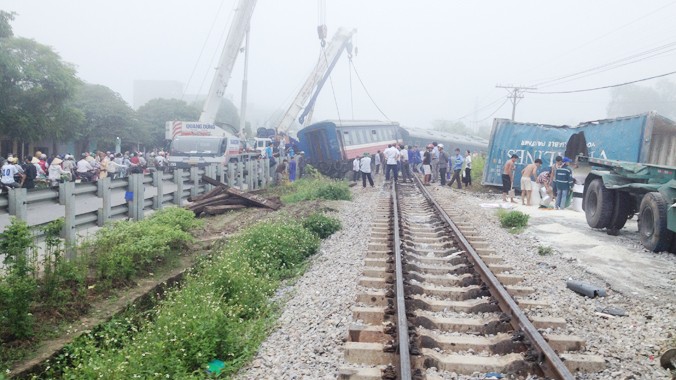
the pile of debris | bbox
[185,175,281,216]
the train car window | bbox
[343,130,352,145]
[371,130,377,142]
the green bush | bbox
[538,245,553,256]
[86,207,200,286]
[0,219,37,341]
[302,213,342,239]
[43,220,321,379]
[498,210,530,229]
[281,179,352,203]
[229,221,320,280]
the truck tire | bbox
[607,191,632,234]
[585,178,615,229]
[638,192,674,252]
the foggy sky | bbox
[2,0,675,130]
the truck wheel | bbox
[638,192,674,252]
[607,191,632,233]
[585,178,614,229]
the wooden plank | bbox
[187,186,226,203]
[204,204,247,215]
[225,187,280,210]
[201,174,227,188]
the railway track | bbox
[339,177,605,379]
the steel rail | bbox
[391,180,412,380]
[412,176,575,380]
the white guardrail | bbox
[0,155,272,246]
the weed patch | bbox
[302,213,342,239]
[538,245,554,256]
[497,210,529,229]
[281,178,351,203]
[36,219,322,379]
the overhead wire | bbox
[476,99,510,123]
[519,0,676,77]
[531,39,676,88]
[349,60,391,121]
[182,0,228,101]
[526,69,676,94]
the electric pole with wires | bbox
[495,84,537,121]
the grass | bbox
[538,245,554,256]
[496,209,529,234]
[32,214,341,379]
[280,178,351,204]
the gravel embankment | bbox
[429,186,675,380]
[236,185,384,379]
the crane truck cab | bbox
[166,121,241,169]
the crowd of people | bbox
[350,142,475,189]
[501,154,575,209]
[0,150,171,190]
[268,144,307,185]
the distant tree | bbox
[137,98,200,148]
[0,11,15,38]
[71,84,138,152]
[607,80,676,120]
[0,16,81,144]
[431,120,470,135]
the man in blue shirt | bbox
[447,148,464,189]
[554,157,574,210]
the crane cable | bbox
[322,47,343,124]
[350,60,391,121]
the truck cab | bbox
[168,135,241,169]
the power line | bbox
[526,70,676,94]
[532,40,676,88]
[350,60,391,121]
[476,99,509,123]
[495,85,537,121]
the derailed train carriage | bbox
[297,120,403,177]
[297,120,489,178]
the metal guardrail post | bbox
[61,181,76,259]
[97,177,111,226]
[8,188,27,221]
[246,159,254,190]
[261,158,268,188]
[173,169,184,205]
[153,170,163,210]
[190,166,199,198]
[128,173,144,221]
[204,165,214,192]
[238,161,245,190]
[58,182,67,205]
[227,162,235,187]
[216,164,225,185]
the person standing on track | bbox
[360,153,374,188]
[447,148,464,189]
[520,158,542,206]
[374,150,382,175]
[352,156,361,182]
[399,144,411,182]
[463,150,472,187]
[422,144,432,185]
[437,144,449,186]
[502,154,518,203]
[430,142,439,183]
[383,144,400,182]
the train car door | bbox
[308,130,328,161]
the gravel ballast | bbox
[236,185,383,379]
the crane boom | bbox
[276,27,356,133]
[199,0,258,124]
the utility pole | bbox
[495,84,536,121]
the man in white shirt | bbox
[359,153,374,188]
[463,150,473,187]
[383,144,400,182]
[352,157,361,181]
[1,157,23,188]
[431,142,440,183]
[374,150,382,175]
[76,156,96,181]
[399,145,411,182]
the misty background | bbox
[3,0,676,137]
